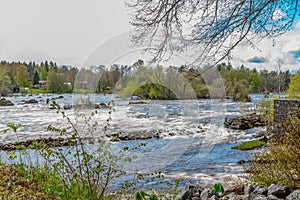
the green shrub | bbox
[248,112,300,188]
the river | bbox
[0,93,265,188]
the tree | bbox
[15,65,30,88]
[127,0,298,65]
[286,72,300,98]
[46,67,60,93]
[33,71,40,85]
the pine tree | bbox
[33,71,40,85]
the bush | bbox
[248,111,300,188]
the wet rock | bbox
[116,132,155,141]
[95,103,108,109]
[224,113,266,130]
[237,159,247,164]
[128,101,148,105]
[0,98,14,106]
[23,99,38,104]
[63,105,72,110]
[56,95,64,99]
[286,190,300,200]
[253,186,268,196]
[267,184,289,198]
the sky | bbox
[0,0,130,67]
[1,1,300,71]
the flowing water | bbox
[0,93,264,188]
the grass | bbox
[0,163,61,199]
[0,162,118,199]
[231,139,265,150]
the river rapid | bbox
[0,93,265,188]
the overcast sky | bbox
[0,0,130,67]
[1,1,300,71]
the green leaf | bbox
[212,183,224,195]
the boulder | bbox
[24,99,38,104]
[286,190,300,200]
[95,103,108,109]
[56,95,64,99]
[224,113,266,130]
[0,98,14,106]
[253,186,268,196]
[63,105,72,110]
[244,184,255,195]
[223,184,244,196]
[267,184,289,198]
[267,195,278,200]
[128,101,148,105]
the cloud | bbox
[247,57,267,63]
[294,21,300,30]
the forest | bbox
[0,59,296,101]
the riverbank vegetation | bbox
[249,111,300,189]
[0,60,295,101]
[231,140,265,150]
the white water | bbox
[0,93,264,187]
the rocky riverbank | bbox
[224,113,266,130]
[0,137,76,151]
[181,183,300,200]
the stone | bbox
[237,160,247,164]
[266,195,278,200]
[253,186,268,196]
[98,103,108,108]
[128,101,148,105]
[286,190,300,200]
[200,189,215,200]
[0,98,14,106]
[253,195,267,200]
[182,190,192,200]
[56,95,64,99]
[244,184,255,195]
[267,184,289,198]
[24,99,38,104]
[224,185,244,196]
[224,113,266,130]
[193,192,200,197]
[209,195,218,200]
[63,105,72,110]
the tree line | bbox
[0,60,296,100]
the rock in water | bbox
[224,113,266,130]
[24,99,38,104]
[0,98,14,106]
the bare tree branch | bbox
[126,0,298,69]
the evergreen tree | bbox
[33,71,40,85]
